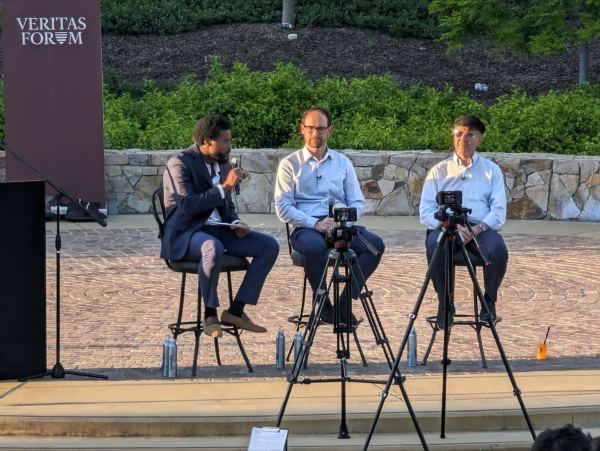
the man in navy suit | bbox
[161,116,279,338]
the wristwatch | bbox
[478,222,489,233]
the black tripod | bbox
[275,231,428,448]
[364,214,536,448]
[1,143,108,381]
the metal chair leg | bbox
[422,325,438,366]
[192,329,201,377]
[214,337,222,366]
[475,323,487,368]
[175,273,187,337]
[232,328,254,373]
[287,275,308,361]
[472,269,487,368]
[225,270,254,372]
[192,280,203,377]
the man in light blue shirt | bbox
[275,107,385,325]
[420,115,508,329]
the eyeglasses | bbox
[451,130,479,140]
[302,124,329,134]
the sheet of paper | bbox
[248,427,288,451]
[206,221,264,229]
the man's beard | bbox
[211,150,230,164]
[310,137,323,148]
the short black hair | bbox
[530,424,592,451]
[193,115,231,147]
[454,115,486,134]
[301,106,332,127]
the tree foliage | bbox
[429,0,600,54]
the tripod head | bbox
[434,191,471,230]
[327,206,359,250]
[326,208,380,256]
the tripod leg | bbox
[339,358,350,439]
[346,251,394,367]
[440,235,456,438]
[275,382,294,428]
[455,233,536,440]
[363,232,449,450]
[276,253,341,428]
[362,314,429,451]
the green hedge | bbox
[102,62,600,154]
[100,0,438,38]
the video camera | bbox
[327,201,359,249]
[434,190,471,226]
[332,206,358,224]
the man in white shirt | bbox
[274,107,385,325]
[419,115,508,329]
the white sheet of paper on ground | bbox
[248,426,288,451]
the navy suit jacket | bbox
[161,145,239,261]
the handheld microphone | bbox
[230,157,241,195]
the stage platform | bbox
[1,370,600,449]
[1,214,599,449]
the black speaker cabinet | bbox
[0,181,46,379]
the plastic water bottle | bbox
[161,336,171,377]
[276,327,285,369]
[167,336,177,377]
[407,327,417,367]
[293,330,303,363]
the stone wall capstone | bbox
[1,149,599,221]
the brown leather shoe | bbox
[221,310,267,333]
[203,315,222,338]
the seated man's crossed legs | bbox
[185,226,279,337]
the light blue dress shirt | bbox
[275,146,365,228]
[419,152,506,230]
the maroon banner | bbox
[2,0,105,205]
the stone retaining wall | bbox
[1,149,599,221]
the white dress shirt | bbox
[419,152,506,230]
[274,146,365,228]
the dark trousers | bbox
[291,227,385,301]
[185,226,279,308]
[425,228,508,304]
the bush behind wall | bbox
[102,62,600,154]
